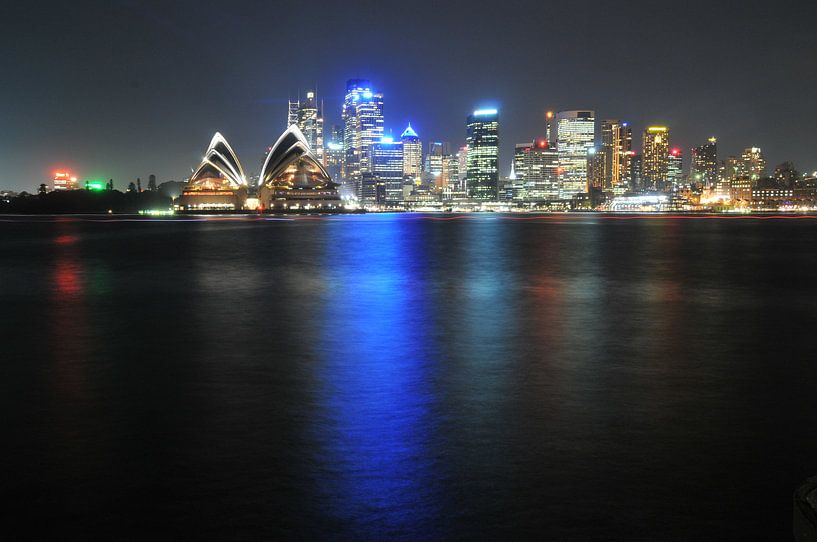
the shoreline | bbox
[3,210,817,220]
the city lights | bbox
[10,77,816,216]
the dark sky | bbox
[2,0,816,191]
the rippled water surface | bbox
[2,214,817,540]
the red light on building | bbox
[671,148,681,156]
[536,138,549,149]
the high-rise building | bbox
[720,156,741,181]
[741,147,766,180]
[324,124,344,182]
[295,91,324,163]
[691,137,718,188]
[287,99,299,128]
[360,172,384,204]
[438,153,455,191]
[372,137,404,204]
[453,145,468,194]
[425,141,447,187]
[556,110,596,198]
[466,109,499,200]
[342,79,384,198]
[630,153,643,191]
[668,148,684,187]
[600,120,632,193]
[445,153,459,196]
[587,148,605,191]
[642,126,670,190]
[514,138,559,200]
[773,161,800,188]
[716,156,742,198]
[400,123,422,183]
[506,162,523,201]
[545,111,555,143]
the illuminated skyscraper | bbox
[691,137,718,187]
[452,145,468,194]
[342,79,384,198]
[372,137,404,203]
[668,148,684,187]
[711,156,734,198]
[295,91,324,163]
[400,123,422,182]
[439,153,454,191]
[601,120,632,192]
[741,147,766,180]
[466,109,499,200]
[325,124,344,182]
[587,148,605,191]
[425,141,447,186]
[556,110,595,198]
[445,153,459,195]
[642,126,670,190]
[545,111,555,142]
[287,99,299,128]
[630,154,643,191]
[514,138,559,200]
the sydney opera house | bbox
[176,126,340,212]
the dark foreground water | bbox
[2,214,817,540]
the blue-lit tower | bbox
[342,79,384,199]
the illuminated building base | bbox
[175,187,248,211]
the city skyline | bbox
[2,1,816,191]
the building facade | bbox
[691,138,718,188]
[556,110,595,199]
[668,148,684,187]
[741,147,767,180]
[372,138,405,204]
[342,79,384,198]
[324,124,344,183]
[294,91,324,163]
[600,120,632,193]
[630,154,643,191]
[513,138,559,201]
[587,148,605,192]
[466,109,499,200]
[642,126,670,190]
[400,123,422,183]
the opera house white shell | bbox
[177,126,340,212]
[257,125,340,211]
[176,133,248,211]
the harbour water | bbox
[2,214,817,539]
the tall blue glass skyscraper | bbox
[342,79,384,199]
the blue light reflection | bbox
[313,216,443,537]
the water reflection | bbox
[49,224,88,399]
[314,216,442,538]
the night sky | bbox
[3,0,816,191]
